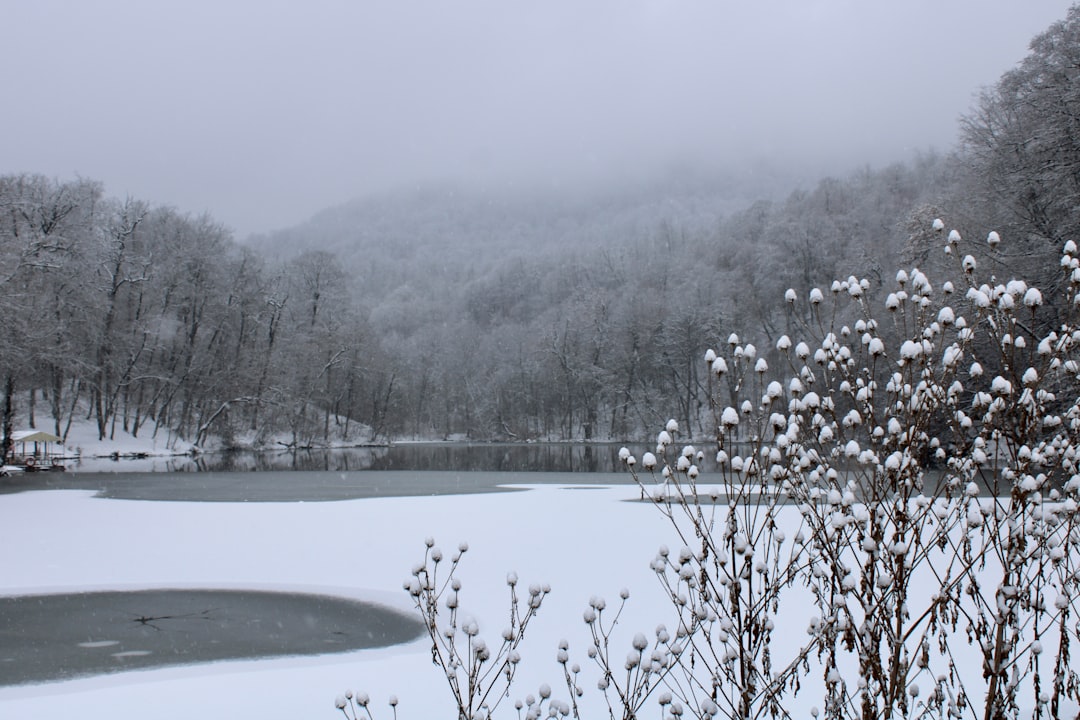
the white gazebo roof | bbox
[11,430,63,444]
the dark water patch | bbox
[0,589,423,686]
[0,469,630,502]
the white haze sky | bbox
[2,1,1075,238]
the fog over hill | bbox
[245,163,811,300]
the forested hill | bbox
[247,168,801,300]
[4,6,1078,450]
[243,154,951,443]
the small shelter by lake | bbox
[10,430,64,470]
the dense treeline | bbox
[0,181,388,452]
[4,6,1078,453]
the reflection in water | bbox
[71,442,630,474]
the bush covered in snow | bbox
[342,223,1080,720]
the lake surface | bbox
[61,442,636,474]
[0,443,640,501]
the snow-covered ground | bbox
[0,475,670,719]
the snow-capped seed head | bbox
[949,229,961,244]
[619,447,631,461]
[642,452,657,469]
[657,430,672,446]
[932,218,945,231]
[712,357,728,375]
[755,358,768,374]
[704,348,716,363]
[900,340,921,361]
[777,335,792,351]
[666,419,679,433]
[389,696,398,707]
[809,288,824,305]
[727,333,739,346]
[896,269,908,286]
[1024,287,1043,308]
[962,255,976,272]
[785,288,797,303]
[425,537,435,548]
[987,231,1000,247]
[507,571,518,586]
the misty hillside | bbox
[236,152,955,441]
[246,168,804,301]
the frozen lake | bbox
[0,468,631,502]
[0,472,665,720]
[0,462,662,720]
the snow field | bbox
[0,482,665,719]
[2,479,1076,719]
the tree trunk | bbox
[1,375,14,464]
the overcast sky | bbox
[2,1,1074,238]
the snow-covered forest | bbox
[2,8,1078,454]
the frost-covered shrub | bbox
[341,223,1080,720]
